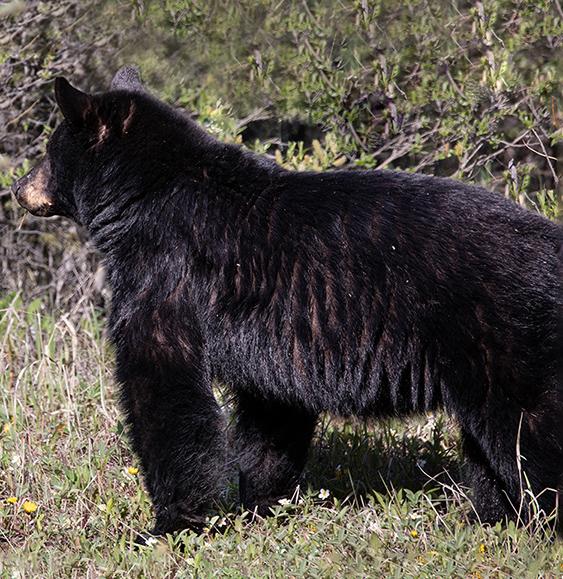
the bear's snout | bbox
[12,157,55,217]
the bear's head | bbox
[11,67,146,225]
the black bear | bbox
[12,67,563,536]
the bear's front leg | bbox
[234,392,318,516]
[117,352,225,536]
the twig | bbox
[444,64,467,101]
[236,108,269,131]
[300,0,320,30]
[21,33,41,53]
[525,95,551,141]
[6,99,40,127]
[530,128,559,187]
[300,36,337,92]
[461,132,529,176]
[347,122,370,153]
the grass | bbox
[1,294,563,578]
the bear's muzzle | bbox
[12,157,55,217]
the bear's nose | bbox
[11,179,21,196]
[11,172,32,198]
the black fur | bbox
[12,67,563,535]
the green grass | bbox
[1,295,563,578]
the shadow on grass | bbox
[303,413,466,506]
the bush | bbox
[114,1,563,201]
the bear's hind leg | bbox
[462,432,519,525]
[235,392,318,516]
[463,408,562,529]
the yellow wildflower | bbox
[6,496,17,504]
[410,529,418,538]
[128,467,139,475]
[22,501,37,513]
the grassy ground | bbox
[1,290,562,578]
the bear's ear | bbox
[54,77,94,129]
[54,77,135,145]
[111,66,145,93]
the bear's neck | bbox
[91,145,282,312]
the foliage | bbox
[115,0,563,201]
[0,0,116,311]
